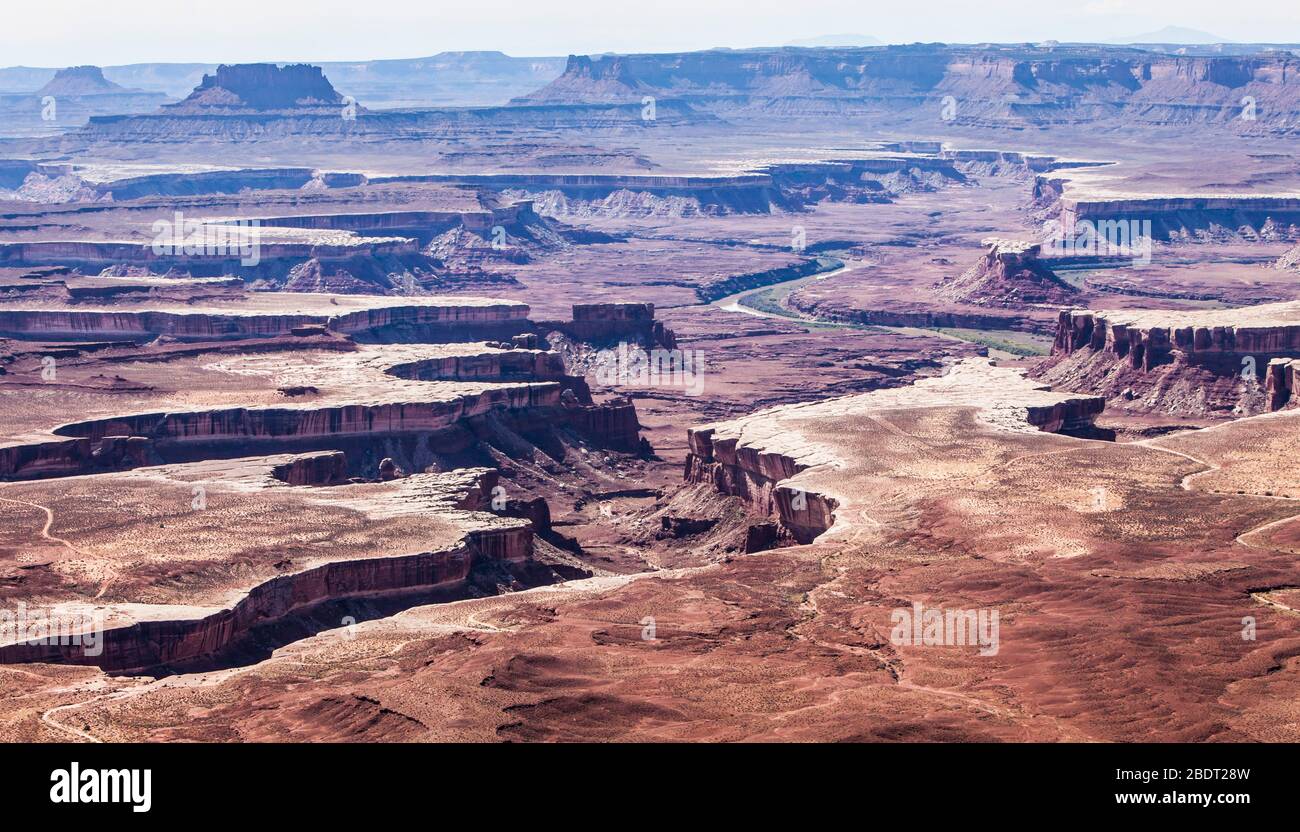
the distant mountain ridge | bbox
[1108,26,1231,44]
[0,52,567,108]
[514,43,1300,130]
[0,64,169,140]
[785,34,882,47]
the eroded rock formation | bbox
[1040,304,1300,415]
[686,359,1105,544]
[546,302,676,348]
[518,45,1300,131]
[36,66,131,97]
[1061,195,1300,240]
[0,462,533,673]
[936,238,1079,307]
[271,450,348,485]
[0,294,529,342]
[166,63,348,113]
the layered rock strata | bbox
[78,100,706,142]
[1266,358,1300,411]
[542,302,676,348]
[0,341,644,479]
[0,458,532,672]
[0,234,435,289]
[0,293,529,342]
[521,45,1300,132]
[271,450,348,485]
[164,63,347,113]
[685,359,1105,543]
[387,157,965,215]
[1061,195,1300,239]
[1041,303,1300,415]
[563,397,643,453]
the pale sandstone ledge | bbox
[0,292,528,340]
[0,342,573,483]
[1062,194,1300,214]
[0,233,419,264]
[0,338,639,479]
[1059,301,1300,335]
[0,290,523,317]
[685,359,1105,543]
[2,342,561,447]
[0,453,532,672]
[1055,193,1300,239]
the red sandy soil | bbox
[6,364,1299,742]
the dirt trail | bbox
[41,699,106,743]
[0,496,83,554]
[1140,437,1300,549]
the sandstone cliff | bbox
[0,464,533,672]
[1061,195,1300,240]
[517,45,1300,130]
[0,335,651,478]
[0,295,529,342]
[1039,304,1300,416]
[540,302,678,350]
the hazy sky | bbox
[4,0,1299,66]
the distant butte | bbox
[164,63,350,113]
[35,66,132,97]
[935,239,1079,307]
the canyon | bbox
[2,36,1300,746]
